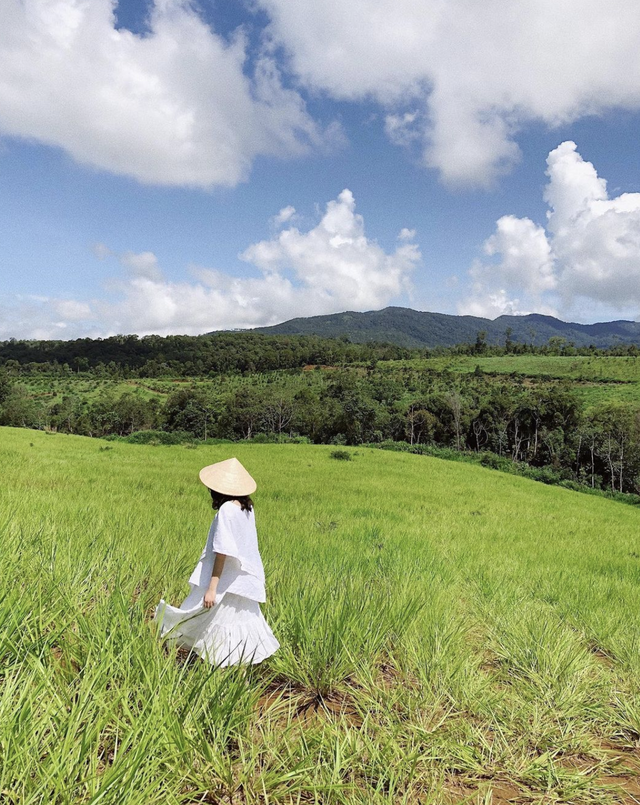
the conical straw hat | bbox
[199,457,257,496]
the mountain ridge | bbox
[249,306,640,348]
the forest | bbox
[3,327,640,376]
[0,332,413,375]
[2,327,640,500]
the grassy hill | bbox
[379,354,640,407]
[253,306,640,348]
[3,426,640,803]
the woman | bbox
[155,457,279,667]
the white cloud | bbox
[272,205,296,226]
[4,1,638,190]
[1,189,420,338]
[459,289,535,320]
[461,215,556,317]
[0,294,99,340]
[545,141,640,310]
[459,141,640,319]
[120,251,163,281]
[241,188,419,311]
[52,300,93,321]
[259,0,640,186]
[384,112,420,147]
[92,242,111,260]
[0,0,332,188]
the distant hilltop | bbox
[248,306,640,349]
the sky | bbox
[1,0,640,340]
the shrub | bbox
[519,465,565,485]
[330,449,352,461]
[479,452,512,472]
[374,440,411,452]
[124,430,193,445]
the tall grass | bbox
[2,426,640,802]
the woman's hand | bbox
[204,553,225,609]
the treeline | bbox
[0,333,412,376]
[449,330,640,358]
[3,330,640,378]
[3,367,640,496]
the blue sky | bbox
[1,0,640,339]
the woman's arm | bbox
[204,552,226,608]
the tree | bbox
[474,331,488,355]
[444,390,467,450]
[164,387,221,439]
[220,387,264,440]
[0,385,45,429]
[323,376,381,444]
[504,326,513,352]
[588,404,640,493]
[404,403,436,445]
[547,336,568,354]
[0,371,12,405]
[262,394,295,435]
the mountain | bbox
[251,307,640,349]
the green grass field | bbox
[381,355,640,407]
[3,425,640,803]
[22,371,322,406]
[19,354,640,413]
[386,355,640,382]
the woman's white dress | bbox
[154,502,279,667]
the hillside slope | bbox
[252,306,640,348]
[3,426,640,803]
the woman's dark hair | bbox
[209,488,253,512]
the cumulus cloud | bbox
[458,290,535,320]
[458,141,640,319]
[0,295,96,340]
[0,0,332,188]
[384,112,420,147]
[241,189,419,311]
[461,215,557,317]
[545,142,640,310]
[52,300,93,321]
[2,190,420,339]
[120,251,163,281]
[259,0,640,186]
[272,205,296,226]
[4,1,638,190]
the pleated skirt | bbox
[155,586,280,667]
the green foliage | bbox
[0,331,412,374]
[123,429,196,445]
[5,350,640,498]
[0,370,12,404]
[329,449,352,461]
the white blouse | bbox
[188,501,266,603]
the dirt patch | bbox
[488,781,525,802]
[597,742,640,802]
[443,777,526,804]
[50,644,80,674]
[588,642,616,667]
[257,678,363,728]
[374,659,421,692]
[603,775,640,802]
